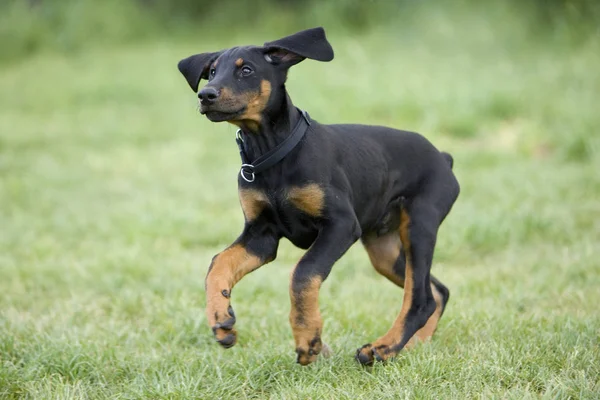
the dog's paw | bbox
[211,305,237,348]
[295,335,325,366]
[355,343,394,366]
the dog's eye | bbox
[209,68,216,78]
[241,66,253,76]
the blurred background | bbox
[2,0,599,158]
[1,0,599,398]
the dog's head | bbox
[177,27,334,128]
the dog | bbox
[177,27,459,366]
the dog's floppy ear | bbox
[177,50,222,92]
[263,27,334,67]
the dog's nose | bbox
[198,87,220,104]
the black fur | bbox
[264,27,334,65]
[178,27,460,366]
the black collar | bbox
[236,108,311,183]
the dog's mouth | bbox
[200,105,245,122]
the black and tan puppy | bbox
[177,27,459,366]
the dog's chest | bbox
[239,184,325,248]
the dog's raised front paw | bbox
[211,305,237,348]
[295,335,326,366]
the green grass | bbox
[1,5,600,399]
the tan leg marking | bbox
[405,282,444,348]
[357,209,413,362]
[289,273,324,365]
[363,232,404,287]
[287,184,325,217]
[206,245,264,345]
[238,189,269,222]
[364,230,444,349]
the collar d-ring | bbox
[235,108,310,184]
[240,164,255,183]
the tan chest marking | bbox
[239,189,269,221]
[287,184,325,217]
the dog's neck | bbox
[235,90,301,162]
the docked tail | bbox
[441,152,454,169]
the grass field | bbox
[1,6,600,399]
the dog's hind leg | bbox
[411,275,449,347]
[361,231,449,349]
[357,178,458,365]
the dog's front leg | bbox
[289,215,361,365]
[205,224,279,348]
